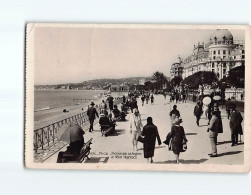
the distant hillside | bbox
[35,77,152,90]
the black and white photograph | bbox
[25,24,250,172]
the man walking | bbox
[87,102,99,132]
[229,105,243,146]
[194,101,202,126]
[208,110,219,157]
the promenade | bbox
[45,95,244,164]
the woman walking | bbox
[141,117,161,163]
[169,117,187,164]
[129,108,143,150]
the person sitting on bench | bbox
[57,123,85,163]
[112,105,121,120]
[99,111,116,136]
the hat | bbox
[90,102,95,106]
[133,108,139,114]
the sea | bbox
[34,89,106,111]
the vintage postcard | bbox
[25,23,251,172]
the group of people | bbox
[170,92,187,103]
[140,93,154,106]
[85,92,243,164]
[128,104,187,164]
[191,96,243,157]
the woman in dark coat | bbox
[141,117,161,163]
[169,117,187,164]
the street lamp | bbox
[201,71,204,96]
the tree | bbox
[171,76,183,88]
[152,71,167,90]
[183,71,218,89]
[224,66,244,88]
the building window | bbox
[242,55,245,59]
[223,50,226,54]
[213,56,216,60]
[218,50,220,54]
[213,51,216,55]
[223,63,226,68]
[212,63,215,68]
[242,61,245,66]
[229,50,231,55]
[242,50,245,54]
[223,69,226,75]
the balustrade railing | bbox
[33,97,124,153]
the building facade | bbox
[170,29,245,80]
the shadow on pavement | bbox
[217,140,232,145]
[109,129,125,136]
[186,133,197,136]
[84,157,109,163]
[217,151,242,157]
[155,158,208,164]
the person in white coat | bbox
[129,108,143,150]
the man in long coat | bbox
[87,102,99,132]
[229,105,243,146]
[194,101,202,126]
[141,117,161,163]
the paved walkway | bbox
[45,95,244,164]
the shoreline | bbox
[34,91,127,130]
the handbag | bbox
[182,140,187,152]
[137,136,145,143]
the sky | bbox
[34,26,245,85]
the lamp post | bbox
[201,71,204,97]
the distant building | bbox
[139,78,146,85]
[110,84,129,92]
[170,29,245,81]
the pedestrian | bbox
[151,94,154,104]
[225,98,232,119]
[194,101,202,126]
[141,95,145,106]
[141,117,161,163]
[122,95,126,103]
[129,108,143,150]
[108,96,114,111]
[183,93,186,103]
[229,105,243,146]
[203,104,209,119]
[175,93,179,103]
[241,93,243,100]
[87,102,99,132]
[129,98,138,113]
[169,105,181,126]
[168,117,187,164]
[100,99,107,114]
[163,92,167,100]
[207,110,219,157]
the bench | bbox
[57,138,93,163]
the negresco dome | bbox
[210,29,233,42]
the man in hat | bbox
[208,110,219,157]
[87,102,99,132]
[194,101,202,126]
[229,104,243,146]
